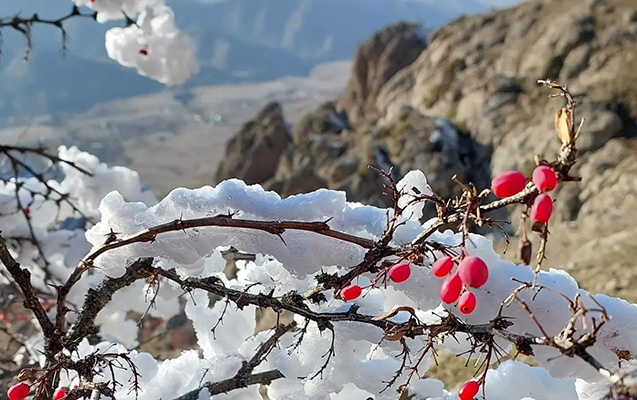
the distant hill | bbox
[0,0,509,121]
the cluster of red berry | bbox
[341,262,411,301]
[491,165,558,223]
[7,382,68,400]
[336,165,559,399]
[434,255,487,314]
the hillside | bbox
[0,61,351,196]
[216,0,637,301]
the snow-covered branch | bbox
[1,81,636,400]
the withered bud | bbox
[519,239,532,265]
[407,252,423,265]
[532,220,546,232]
[555,107,573,146]
[17,368,35,382]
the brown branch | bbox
[55,215,376,331]
[146,258,613,387]
[0,234,55,343]
[83,215,375,266]
[1,148,91,220]
[175,370,284,400]
[0,145,94,177]
[65,258,154,345]
[0,6,97,58]
[173,322,297,400]
[152,265,388,330]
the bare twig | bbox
[0,6,97,58]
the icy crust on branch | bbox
[396,170,433,221]
[0,144,153,260]
[105,5,199,85]
[86,176,637,397]
[72,0,198,85]
[69,334,578,400]
[86,178,422,278]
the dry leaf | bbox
[616,349,632,361]
[373,306,417,321]
[555,107,573,145]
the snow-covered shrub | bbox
[0,82,636,400]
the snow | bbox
[82,173,637,399]
[72,0,198,85]
[105,5,199,85]
[396,170,433,221]
[72,0,163,23]
[2,148,636,400]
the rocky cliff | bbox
[215,102,291,185]
[215,0,637,301]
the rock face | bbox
[263,106,491,209]
[215,0,637,298]
[336,23,428,126]
[376,0,637,176]
[215,102,291,185]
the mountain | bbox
[216,0,637,301]
[0,0,517,121]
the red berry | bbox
[439,273,463,303]
[491,171,526,197]
[389,263,411,283]
[458,256,489,288]
[341,285,362,301]
[458,291,476,314]
[8,382,30,400]
[139,48,148,55]
[458,380,480,400]
[432,256,454,277]
[531,193,553,224]
[54,388,68,400]
[532,166,557,193]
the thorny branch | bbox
[1,146,93,282]
[1,80,630,399]
[0,236,55,347]
[0,6,97,58]
[65,258,155,346]
[0,145,93,176]
[173,322,297,400]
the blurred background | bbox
[0,0,519,194]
